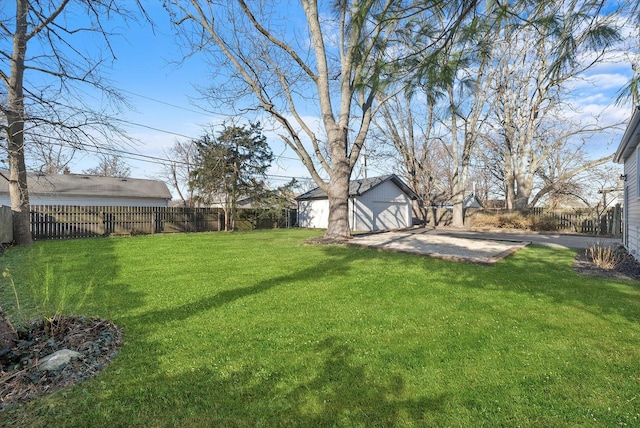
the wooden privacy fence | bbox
[524,206,622,236]
[467,206,622,236]
[29,205,297,240]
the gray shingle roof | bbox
[296,174,418,200]
[614,104,640,163]
[0,171,172,200]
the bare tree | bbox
[526,120,616,209]
[376,8,493,227]
[441,45,492,227]
[373,90,440,224]
[485,1,620,210]
[161,140,198,207]
[164,0,476,240]
[83,153,131,178]
[26,138,75,174]
[0,1,147,245]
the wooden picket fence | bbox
[29,205,296,241]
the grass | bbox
[0,229,639,427]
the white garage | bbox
[296,174,418,232]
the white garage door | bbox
[372,201,408,231]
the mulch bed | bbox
[0,246,637,411]
[574,247,640,281]
[0,316,123,410]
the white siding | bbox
[350,180,411,232]
[297,178,414,232]
[298,199,329,229]
[625,146,640,259]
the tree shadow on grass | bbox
[282,336,447,426]
[464,245,640,324]
[125,245,376,327]
[73,335,447,427]
[8,239,640,425]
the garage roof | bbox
[296,174,418,201]
[0,171,172,200]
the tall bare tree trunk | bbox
[6,0,32,246]
[448,87,465,228]
[325,159,351,239]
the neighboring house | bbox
[0,171,172,207]
[296,174,419,232]
[614,105,640,259]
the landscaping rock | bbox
[38,349,82,371]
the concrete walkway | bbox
[349,228,622,264]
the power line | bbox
[118,119,196,140]
[22,96,306,164]
[113,90,307,164]
[26,133,312,182]
[119,89,213,117]
[118,119,304,163]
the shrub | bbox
[470,212,563,232]
[587,241,621,270]
[470,212,533,230]
[530,216,559,232]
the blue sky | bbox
[22,2,638,195]
[64,2,315,187]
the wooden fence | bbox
[483,206,623,236]
[527,206,622,236]
[29,205,297,241]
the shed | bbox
[296,174,418,232]
[0,171,172,207]
[614,104,640,259]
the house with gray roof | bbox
[0,171,172,207]
[296,174,418,232]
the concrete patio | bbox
[349,228,622,264]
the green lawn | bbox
[0,229,639,427]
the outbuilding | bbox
[0,171,172,207]
[296,174,418,232]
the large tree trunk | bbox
[7,129,32,246]
[448,86,465,229]
[324,161,351,240]
[6,1,32,246]
[513,173,534,211]
[451,196,465,228]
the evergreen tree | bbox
[190,123,273,231]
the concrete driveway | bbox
[349,228,622,264]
